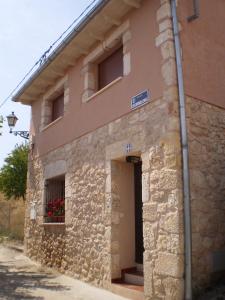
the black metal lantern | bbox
[6,112,18,133]
[6,112,29,140]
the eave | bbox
[13,0,142,105]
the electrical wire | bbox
[0,0,98,110]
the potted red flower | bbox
[45,198,65,223]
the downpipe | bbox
[170,1,192,299]
[187,0,200,22]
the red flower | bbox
[48,211,53,217]
[47,198,65,218]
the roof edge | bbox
[13,0,111,102]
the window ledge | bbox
[41,223,65,226]
[41,116,63,132]
[85,76,122,103]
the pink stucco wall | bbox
[30,0,225,156]
[178,0,225,109]
[31,0,164,156]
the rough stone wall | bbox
[186,96,225,294]
[143,135,184,300]
[25,87,184,299]
[147,1,184,298]
[22,2,225,300]
[24,1,186,299]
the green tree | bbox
[0,144,29,200]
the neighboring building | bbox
[13,0,225,299]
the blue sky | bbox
[0,0,93,167]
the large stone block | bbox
[156,3,171,22]
[144,262,153,297]
[123,52,131,76]
[44,160,66,179]
[160,40,175,60]
[162,277,184,300]
[150,169,180,191]
[155,29,173,48]
[161,59,177,86]
[160,212,183,234]
[143,203,157,222]
[142,172,150,203]
[155,252,184,277]
[159,19,172,33]
[143,222,157,250]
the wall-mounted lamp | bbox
[6,112,29,140]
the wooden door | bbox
[134,162,144,264]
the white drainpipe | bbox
[171,1,192,299]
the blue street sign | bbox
[131,89,150,109]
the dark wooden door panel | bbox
[134,162,143,264]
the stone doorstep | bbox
[136,264,143,273]
[111,266,144,300]
[124,271,144,286]
[121,267,144,286]
[110,283,144,300]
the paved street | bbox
[0,244,128,300]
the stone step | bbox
[124,270,144,286]
[136,263,143,272]
[110,283,144,300]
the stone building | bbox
[14,0,225,299]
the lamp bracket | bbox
[11,130,29,140]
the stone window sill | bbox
[41,116,63,132]
[85,76,122,103]
[41,223,65,226]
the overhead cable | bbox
[0,0,98,110]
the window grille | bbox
[44,175,65,223]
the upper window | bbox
[44,175,65,223]
[81,21,131,103]
[51,93,64,122]
[41,75,69,131]
[98,46,123,90]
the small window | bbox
[52,93,64,122]
[44,175,65,223]
[98,46,123,90]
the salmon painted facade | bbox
[14,1,225,299]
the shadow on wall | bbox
[0,194,25,240]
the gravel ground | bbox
[0,244,128,300]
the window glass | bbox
[52,94,64,122]
[98,46,123,90]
